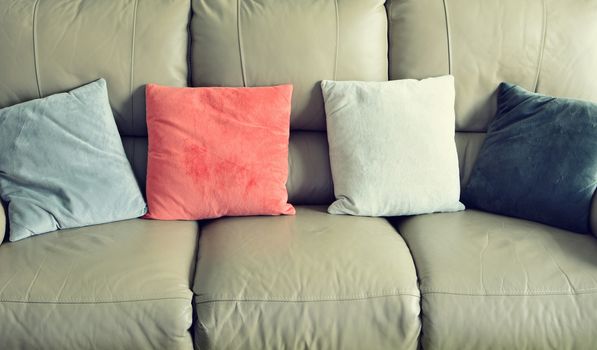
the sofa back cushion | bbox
[0,0,190,188]
[191,0,388,131]
[190,0,387,204]
[387,0,597,132]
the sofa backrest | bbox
[1,0,596,226]
[0,0,189,190]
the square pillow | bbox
[144,84,295,220]
[462,83,597,233]
[0,79,147,241]
[321,76,465,216]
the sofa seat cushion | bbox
[0,219,198,350]
[395,210,597,350]
[193,206,421,350]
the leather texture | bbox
[387,0,597,132]
[194,206,421,350]
[0,0,189,189]
[394,210,597,350]
[0,219,198,349]
[190,0,388,131]
[122,132,336,204]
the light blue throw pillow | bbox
[0,79,147,241]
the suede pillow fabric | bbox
[322,76,465,216]
[144,84,295,220]
[0,79,147,241]
[462,83,597,234]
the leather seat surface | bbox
[0,219,198,350]
[394,210,597,350]
[193,206,421,350]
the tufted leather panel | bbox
[0,0,189,137]
[190,0,388,130]
[387,0,597,131]
[394,210,597,349]
[194,206,421,349]
[0,218,198,349]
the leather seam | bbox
[387,0,393,78]
[130,0,139,131]
[194,291,421,304]
[441,0,452,75]
[333,0,339,80]
[237,0,247,87]
[32,0,42,98]
[0,297,190,305]
[421,289,597,297]
[534,0,547,92]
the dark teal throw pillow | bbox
[462,83,597,233]
[0,79,147,241]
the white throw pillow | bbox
[321,75,465,216]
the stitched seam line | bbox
[442,0,452,74]
[333,0,340,80]
[0,296,190,305]
[422,289,597,297]
[130,0,139,131]
[237,0,247,87]
[32,0,42,98]
[195,291,421,304]
[534,0,547,92]
[387,0,393,78]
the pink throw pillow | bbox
[144,84,295,220]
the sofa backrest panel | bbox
[0,0,189,188]
[0,0,189,137]
[190,0,388,131]
[387,0,597,132]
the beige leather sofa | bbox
[1,0,596,349]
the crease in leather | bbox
[538,239,577,294]
[23,253,47,301]
[441,0,452,74]
[512,235,530,294]
[32,0,42,98]
[479,230,488,294]
[534,0,547,92]
[195,290,421,304]
[237,0,247,87]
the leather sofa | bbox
[1,0,596,349]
